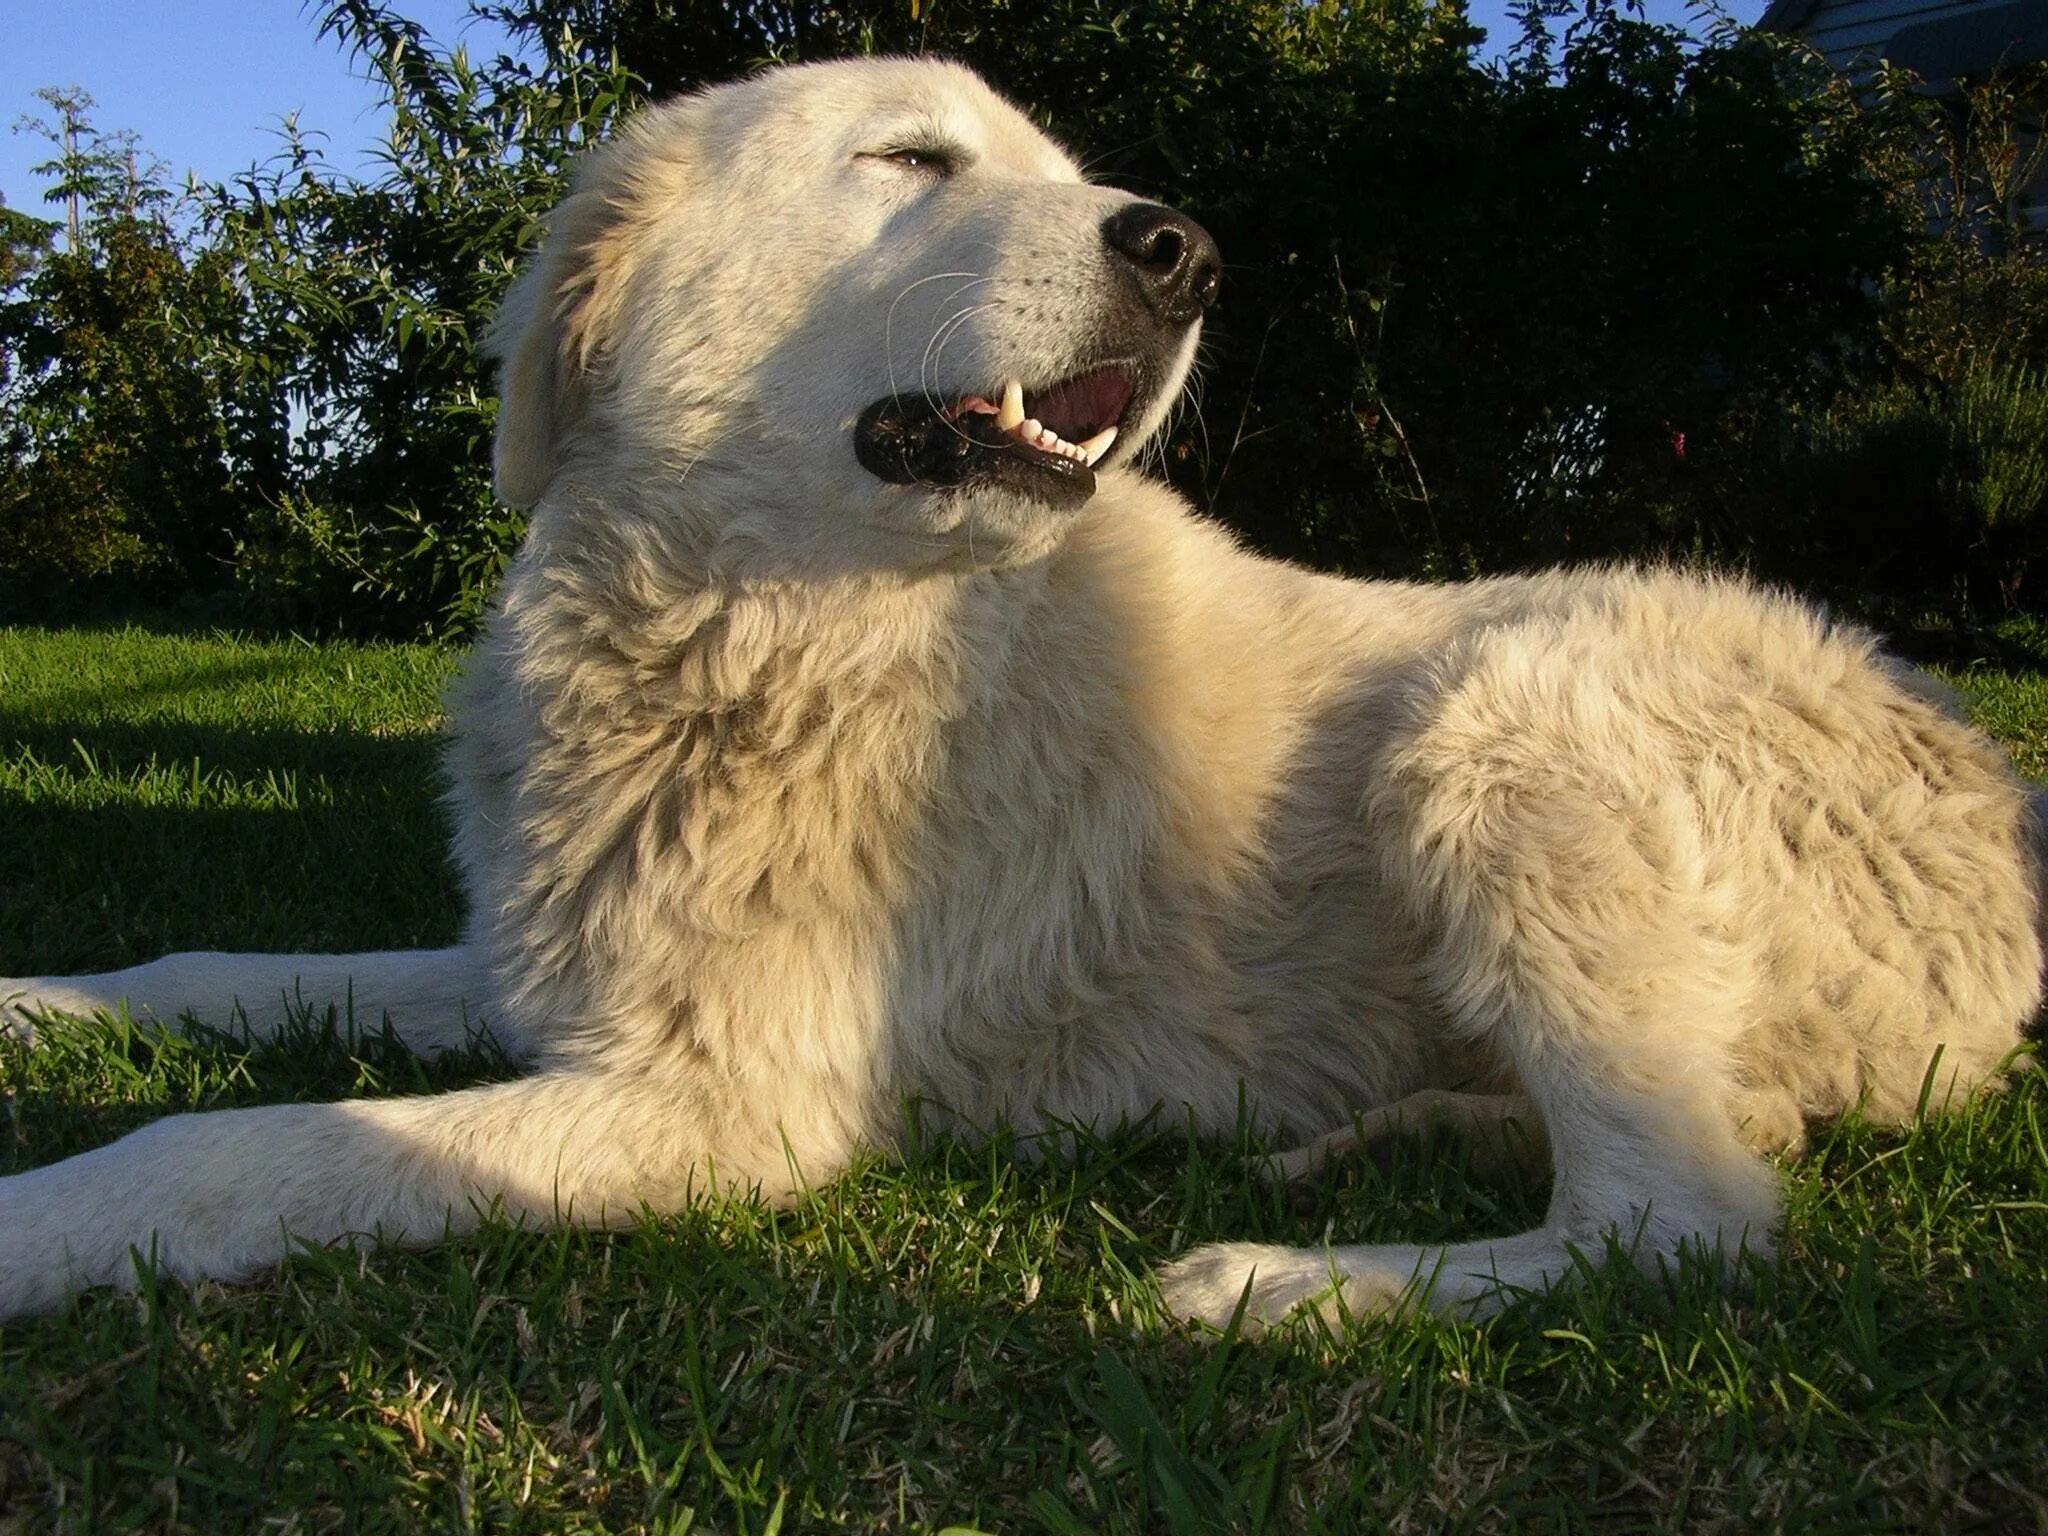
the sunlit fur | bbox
[3,59,2041,1329]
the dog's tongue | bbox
[1031,368,1133,443]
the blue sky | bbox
[2,0,506,215]
[2,0,1769,220]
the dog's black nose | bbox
[1102,203,1221,326]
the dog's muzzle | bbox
[856,204,1220,509]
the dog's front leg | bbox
[1,944,515,1057]
[0,1068,837,1318]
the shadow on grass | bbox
[0,716,463,974]
[0,652,391,734]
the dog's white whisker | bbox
[920,302,987,382]
[919,303,995,443]
[886,269,984,407]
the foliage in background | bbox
[1779,59,2048,617]
[0,89,248,592]
[1793,356,2048,611]
[206,2,636,635]
[0,14,634,634]
[3,2,2047,633]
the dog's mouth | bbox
[853,365,1138,510]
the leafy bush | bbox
[1728,57,2048,616]
[1787,357,2048,610]
[204,2,637,634]
[0,91,247,596]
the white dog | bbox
[2,58,2040,1329]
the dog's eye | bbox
[868,146,956,178]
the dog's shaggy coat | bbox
[2,59,2041,1327]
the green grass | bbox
[3,622,2048,1533]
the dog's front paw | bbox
[1155,1241,1419,1336]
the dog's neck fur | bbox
[516,492,1053,740]
[455,495,1163,1075]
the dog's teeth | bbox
[1078,425,1119,467]
[997,380,1025,431]
[1003,408,1099,463]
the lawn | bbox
[2,621,2046,1533]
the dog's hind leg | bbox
[1162,1068,1775,1332]
[1164,757,1784,1334]
[1264,1090,1548,1187]
[1164,1018,1777,1333]
[0,945,517,1058]
[0,1064,830,1317]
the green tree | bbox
[206,1,638,633]
[0,89,245,591]
[0,194,56,297]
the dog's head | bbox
[487,58,1217,576]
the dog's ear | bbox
[486,149,644,509]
